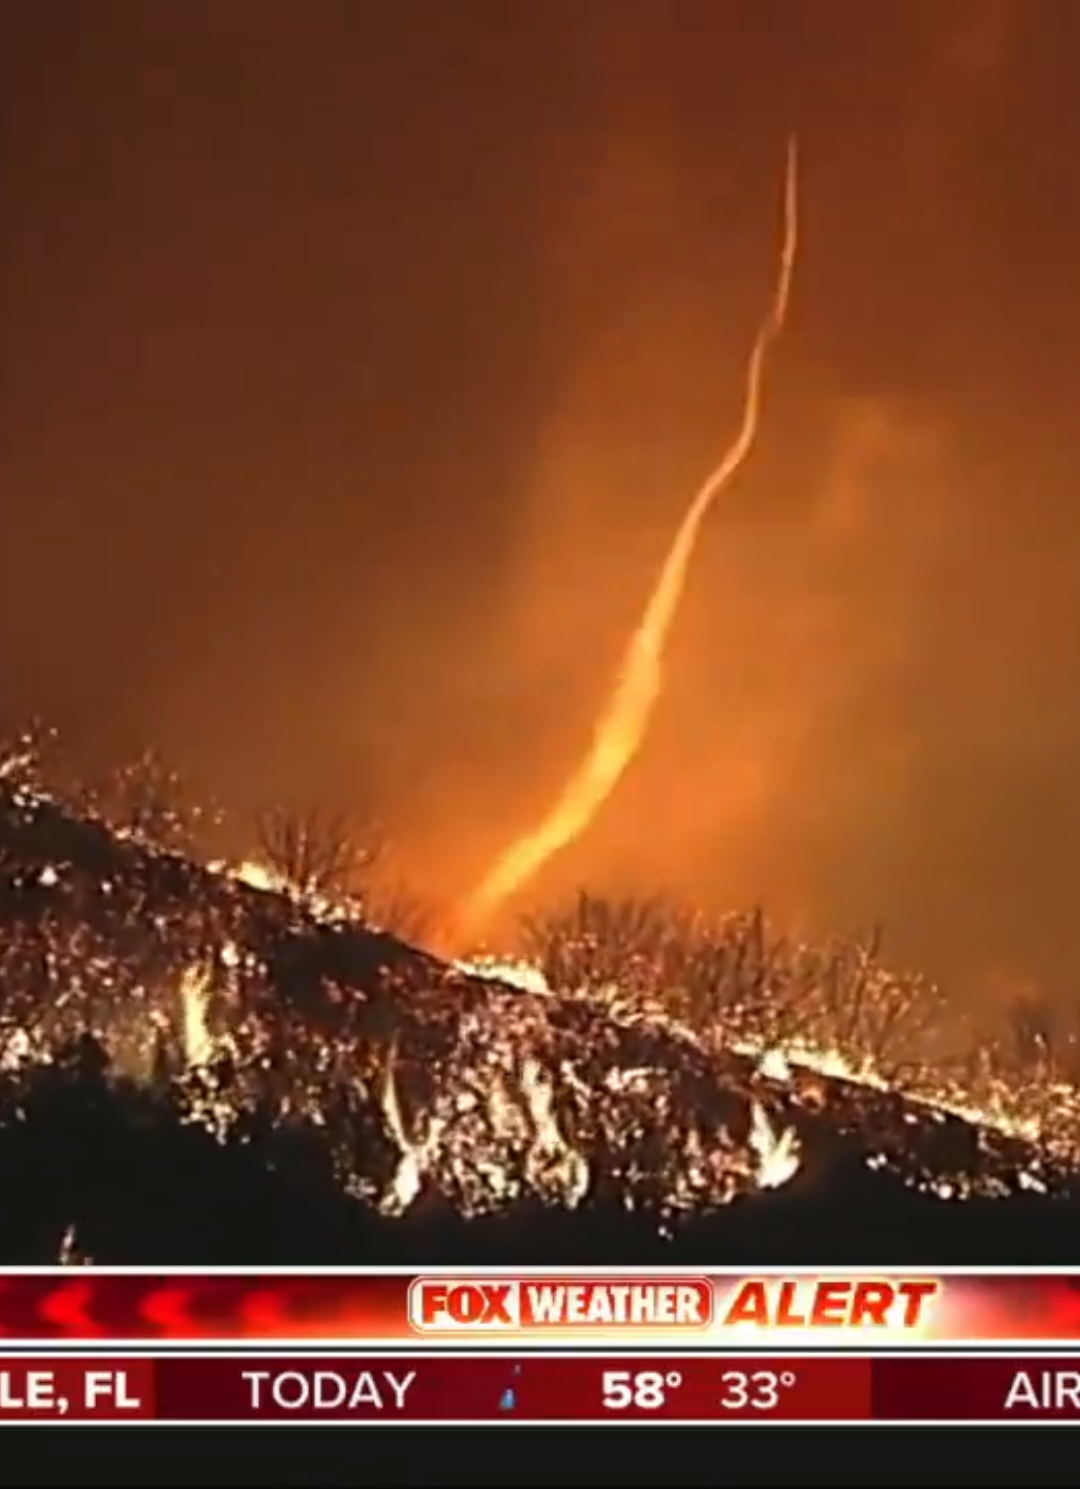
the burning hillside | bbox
[0,745,1078,1265]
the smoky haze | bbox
[3,1,1080,999]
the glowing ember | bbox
[230,859,284,894]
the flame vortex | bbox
[454,137,800,946]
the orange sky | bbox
[4,2,1080,995]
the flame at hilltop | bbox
[453,138,799,948]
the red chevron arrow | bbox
[239,1286,294,1338]
[38,1281,100,1337]
[140,1284,199,1337]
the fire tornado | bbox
[454,138,800,948]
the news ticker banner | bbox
[0,1271,1078,1347]
[2,1354,1080,1422]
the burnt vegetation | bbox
[0,723,1077,1266]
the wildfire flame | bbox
[0,777,1068,1227]
[1,734,1069,1241]
[179,964,215,1069]
[453,137,800,946]
[749,1098,802,1189]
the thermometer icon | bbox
[499,1364,522,1411]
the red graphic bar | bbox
[0,1356,864,1421]
[165,1356,866,1421]
[0,1355,1077,1421]
[0,1270,1079,1344]
[0,1360,155,1420]
[874,1358,1080,1421]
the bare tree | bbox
[255,805,377,901]
[0,726,219,856]
[361,878,438,943]
[103,748,219,855]
[0,718,63,791]
[1003,989,1059,1078]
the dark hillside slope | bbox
[0,782,1075,1265]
